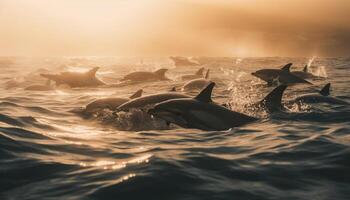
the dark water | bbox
[1,57,350,200]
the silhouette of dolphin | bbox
[182,69,210,91]
[40,67,105,88]
[148,82,258,131]
[170,56,200,67]
[121,68,169,82]
[289,83,350,105]
[251,63,312,86]
[181,67,205,80]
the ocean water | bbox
[0,57,350,200]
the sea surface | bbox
[1,57,350,200]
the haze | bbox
[0,0,349,57]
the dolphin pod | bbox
[26,60,347,131]
[41,67,106,88]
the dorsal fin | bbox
[319,83,330,96]
[170,87,176,92]
[205,69,210,79]
[154,68,168,77]
[87,67,99,77]
[303,65,308,72]
[195,82,215,103]
[129,89,143,99]
[281,63,292,72]
[262,85,287,113]
[195,67,204,76]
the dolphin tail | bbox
[262,85,287,113]
[195,67,205,76]
[281,63,292,71]
[154,68,168,78]
[205,69,210,79]
[86,67,99,77]
[195,82,215,103]
[319,83,331,96]
[129,89,143,99]
[303,65,308,72]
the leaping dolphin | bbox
[40,67,106,88]
[288,83,350,105]
[83,89,143,114]
[121,68,169,82]
[251,63,312,86]
[148,82,258,131]
[182,69,210,91]
[181,67,205,80]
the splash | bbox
[95,108,169,131]
[314,66,328,78]
[307,56,316,67]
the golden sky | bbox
[0,0,349,57]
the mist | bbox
[0,0,349,57]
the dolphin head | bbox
[251,69,272,82]
[148,100,189,127]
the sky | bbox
[0,0,349,57]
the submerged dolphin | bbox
[251,63,312,86]
[170,56,200,67]
[182,69,210,91]
[121,68,169,82]
[149,82,258,131]
[83,89,143,114]
[117,92,190,112]
[181,67,205,80]
[24,80,54,91]
[41,67,105,88]
[288,83,350,105]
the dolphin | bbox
[148,82,258,131]
[24,80,54,91]
[170,56,200,67]
[121,68,169,82]
[291,65,322,79]
[251,63,312,86]
[117,92,190,112]
[83,89,143,114]
[288,83,350,105]
[40,67,105,88]
[181,67,205,80]
[182,69,210,91]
